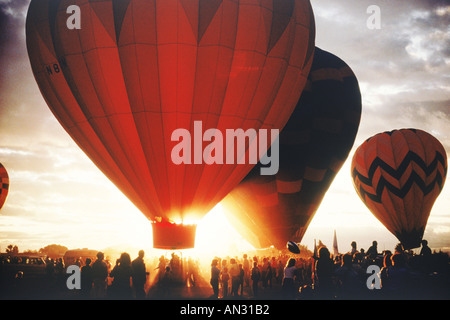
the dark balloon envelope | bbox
[26,0,315,249]
[287,241,300,254]
[351,129,447,250]
[222,47,362,249]
[0,163,9,211]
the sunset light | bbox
[0,0,449,304]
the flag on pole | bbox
[313,239,317,257]
[333,230,339,257]
[312,239,317,284]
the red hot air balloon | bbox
[0,163,9,211]
[222,47,362,249]
[351,129,447,250]
[26,0,315,249]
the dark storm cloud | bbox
[312,0,449,74]
[311,0,450,151]
[0,0,30,69]
[0,0,53,147]
[0,0,72,158]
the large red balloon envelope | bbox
[0,163,9,211]
[222,47,362,249]
[26,0,315,249]
[351,129,447,250]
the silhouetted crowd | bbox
[1,239,449,300]
[209,239,449,300]
[75,250,149,299]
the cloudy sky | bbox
[0,0,449,257]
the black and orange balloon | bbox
[26,0,315,249]
[351,129,447,250]
[222,47,362,249]
[0,163,9,211]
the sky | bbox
[0,0,449,258]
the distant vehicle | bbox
[63,249,98,267]
[0,253,47,279]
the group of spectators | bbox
[209,239,450,300]
[2,238,448,300]
[77,250,148,299]
[209,253,314,299]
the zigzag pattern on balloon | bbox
[352,150,447,204]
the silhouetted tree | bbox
[6,245,19,254]
[39,244,68,259]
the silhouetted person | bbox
[45,258,55,279]
[270,257,277,287]
[334,253,362,299]
[229,258,240,297]
[210,259,220,299]
[169,253,181,280]
[51,258,66,295]
[394,243,404,254]
[55,258,65,275]
[419,240,432,257]
[383,252,410,298]
[238,264,244,296]
[366,241,378,259]
[418,240,433,275]
[187,257,197,287]
[221,267,230,298]
[243,254,250,287]
[132,250,147,299]
[315,247,334,299]
[92,252,108,298]
[267,258,273,288]
[221,259,228,273]
[251,262,260,298]
[81,258,93,298]
[261,258,270,288]
[160,266,172,298]
[282,258,297,299]
[350,241,358,256]
[109,252,133,299]
[276,260,284,284]
[379,251,393,291]
[360,248,366,257]
[157,255,166,281]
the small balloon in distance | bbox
[287,241,300,254]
